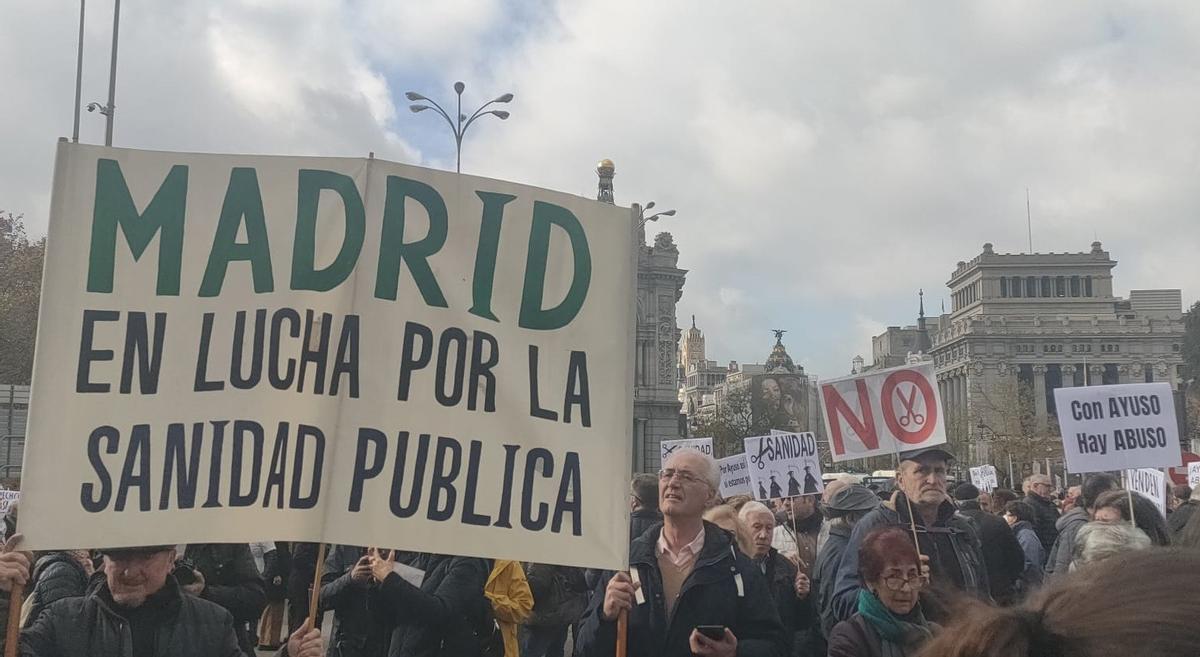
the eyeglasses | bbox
[658,468,703,485]
[882,573,924,592]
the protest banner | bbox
[969,465,998,493]
[0,491,18,515]
[744,432,823,500]
[1190,463,1200,489]
[1125,468,1167,518]
[19,142,637,571]
[819,363,946,462]
[1054,383,1181,474]
[716,454,752,499]
[660,437,713,464]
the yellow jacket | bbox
[484,560,534,657]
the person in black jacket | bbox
[288,543,321,634]
[521,563,588,657]
[183,543,267,657]
[576,450,787,657]
[367,550,494,657]
[813,485,879,635]
[630,473,662,542]
[1021,474,1060,558]
[738,501,818,657]
[952,483,1023,605]
[320,545,391,657]
[21,550,93,629]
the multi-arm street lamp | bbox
[636,201,676,229]
[406,82,513,173]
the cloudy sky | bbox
[4,1,1198,378]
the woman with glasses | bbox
[827,526,936,657]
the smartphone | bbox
[695,625,726,640]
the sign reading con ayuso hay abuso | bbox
[969,465,998,493]
[660,437,713,465]
[1053,383,1181,474]
[744,432,824,500]
[1125,468,1167,518]
[20,143,636,570]
[717,454,752,499]
[819,363,947,462]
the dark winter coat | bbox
[814,521,852,636]
[523,563,588,627]
[1046,507,1088,578]
[321,545,391,657]
[629,508,662,544]
[22,553,90,629]
[1011,521,1045,591]
[575,521,787,657]
[184,543,267,656]
[831,494,989,624]
[1023,493,1060,558]
[755,548,819,657]
[826,612,935,657]
[369,553,492,657]
[1169,500,1198,538]
[287,543,321,633]
[19,576,242,657]
[958,501,1024,604]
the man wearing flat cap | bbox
[20,545,325,657]
[829,447,989,623]
[812,484,878,635]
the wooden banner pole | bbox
[4,582,22,657]
[616,607,628,657]
[304,542,328,632]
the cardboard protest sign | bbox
[20,143,636,570]
[969,465,998,493]
[1189,463,1200,489]
[660,437,713,465]
[1054,383,1181,474]
[717,454,752,498]
[744,432,823,500]
[1125,468,1167,518]
[820,363,946,462]
[0,491,18,514]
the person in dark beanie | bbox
[814,484,879,634]
[952,482,1023,605]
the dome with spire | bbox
[765,330,800,374]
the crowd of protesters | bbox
[1,447,1200,656]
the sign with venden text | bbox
[20,143,636,570]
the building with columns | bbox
[678,316,729,419]
[596,159,688,473]
[930,242,1187,448]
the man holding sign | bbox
[830,447,989,623]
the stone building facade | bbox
[930,242,1186,448]
[679,317,729,419]
[596,160,687,473]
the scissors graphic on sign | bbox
[663,443,682,456]
[750,437,772,470]
[897,386,925,427]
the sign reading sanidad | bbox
[21,143,636,570]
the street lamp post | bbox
[406,82,513,173]
[85,0,120,146]
[636,201,676,229]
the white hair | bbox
[664,450,721,491]
[738,501,774,524]
[1072,521,1152,568]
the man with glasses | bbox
[829,447,989,623]
[1022,474,1060,559]
[575,451,786,657]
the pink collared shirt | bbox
[656,526,705,569]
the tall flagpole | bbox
[103,0,120,146]
[72,0,86,142]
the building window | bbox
[1145,364,1154,383]
[1070,276,1080,297]
[1100,344,1121,353]
[1102,364,1119,385]
[1041,276,1051,297]
[1042,344,1063,354]
[1055,276,1066,297]
[1072,343,1092,353]
[1026,276,1037,297]
[1084,276,1093,297]
[1011,276,1022,298]
[1000,278,1009,297]
[1174,344,1182,352]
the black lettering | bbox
[202,420,228,508]
[194,313,225,392]
[230,309,266,389]
[389,432,430,518]
[297,310,332,394]
[460,440,491,526]
[434,328,468,407]
[467,331,498,412]
[563,351,591,427]
[552,452,582,536]
[398,322,433,401]
[428,436,461,521]
[289,424,324,509]
[522,448,553,530]
[329,315,360,398]
[528,346,558,421]
[160,422,203,510]
[229,420,264,507]
[77,310,119,393]
[349,427,387,512]
[115,424,151,512]
[493,444,519,529]
[81,425,119,512]
[120,312,166,394]
[262,423,289,509]
[268,308,300,389]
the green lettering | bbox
[290,169,365,292]
[374,176,448,306]
[468,191,517,322]
[88,159,188,295]
[518,201,592,330]
[199,167,273,297]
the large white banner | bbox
[744,432,824,500]
[819,363,947,462]
[20,143,636,570]
[1125,468,1167,518]
[1054,383,1181,474]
